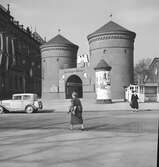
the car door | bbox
[11,95,23,111]
[22,95,33,110]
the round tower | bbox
[87,21,136,99]
[41,34,78,99]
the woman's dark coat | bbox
[130,94,139,109]
[69,97,83,125]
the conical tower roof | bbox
[88,21,135,39]
[44,34,78,48]
[94,59,111,71]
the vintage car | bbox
[0,93,43,114]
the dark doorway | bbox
[65,75,83,99]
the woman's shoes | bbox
[69,125,85,131]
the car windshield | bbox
[23,95,32,100]
[13,96,22,100]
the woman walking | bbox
[68,92,84,130]
[130,91,139,112]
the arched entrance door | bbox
[65,75,83,99]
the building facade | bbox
[125,58,159,103]
[148,58,159,83]
[0,4,44,99]
[142,57,159,102]
[41,20,136,101]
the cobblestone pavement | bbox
[0,109,158,167]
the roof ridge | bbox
[45,34,78,46]
[88,21,134,38]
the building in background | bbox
[142,57,159,102]
[125,58,159,103]
[147,58,159,83]
[41,21,136,101]
[0,4,44,99]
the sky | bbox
[0,0,159,64]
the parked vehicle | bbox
[0,93,43,114]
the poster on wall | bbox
[96,71,111,99]
[96,71,110,89]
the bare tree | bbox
[134,58,152,84]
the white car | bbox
[0,93,43,114]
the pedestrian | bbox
[68,92,84,130]
[130,91,139,112]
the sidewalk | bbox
[42,99,159,112]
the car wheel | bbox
[25,106,34,114]
[0,106,4,114]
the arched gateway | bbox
[65,75,83,99]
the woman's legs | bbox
[81,124,84,130]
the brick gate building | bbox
[41,21,136,101]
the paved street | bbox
[0,109,158,167]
